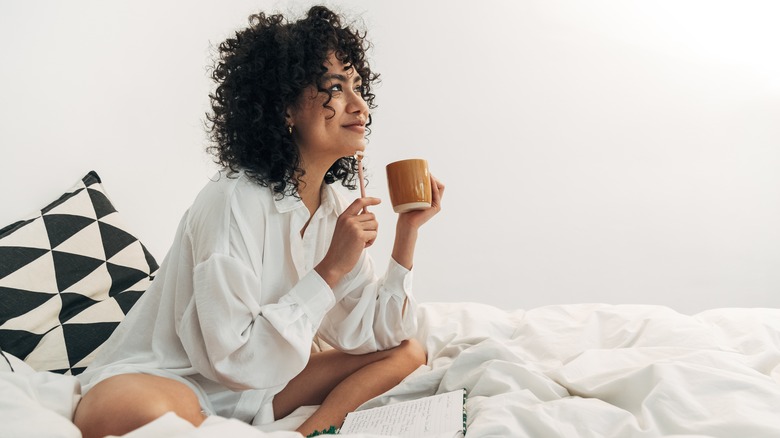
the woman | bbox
[74,5,444,438]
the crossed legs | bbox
[73,339,426,438]
[274,339,427,436]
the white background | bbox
[2,0,778,314]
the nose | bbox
[346,88,369,116]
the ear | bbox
[284,106,296,128]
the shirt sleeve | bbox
[315,254,419,354]
[177,251,335,392]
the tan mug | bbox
[385,158,432,213]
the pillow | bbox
[1,350,30,373]
[0,171,159,375]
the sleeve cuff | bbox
[289,271,336,323]
[384,258,413,298]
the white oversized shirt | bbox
[78,171,418,424]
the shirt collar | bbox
[271,183,339,216]
[271,185,302,214]
[319,184,339,216]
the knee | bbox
[393,339,427,372]
[142,379,204,425]
[74,374,205,438]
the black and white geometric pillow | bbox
[0,171,158,375]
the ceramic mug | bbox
[385,158,432,213]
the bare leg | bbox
[73,374,206,438]
[272,339,427,436]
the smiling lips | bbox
[343,119,366,133]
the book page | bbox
[340,389,464,437]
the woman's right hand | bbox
[315,197,381,288]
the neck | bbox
[296,162,330,217]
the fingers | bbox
[319,198,383,286]
[350,221,377,248]
[351,213,378,234]
[354,213,379,226]
[431,175,445,207]
[344,197,381,216]
[338,204,379,247]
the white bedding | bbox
[3,301,780,437]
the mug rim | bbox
[385,158,427,169]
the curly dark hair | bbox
[206,5,378,197]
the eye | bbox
[328,84,343,93]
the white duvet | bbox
[3,302,780,437]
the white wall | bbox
[2,0,778,314]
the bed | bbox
[2,172,780,437]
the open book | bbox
[339,389,466,437]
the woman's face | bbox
[287,52,369,167]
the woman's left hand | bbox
[396,175,445,230]
[390,175,444,270]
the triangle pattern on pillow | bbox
[0,292,62,334]
[98,222,138,261]
[114,290,145,315]
[0,287,56,326]
[0,247,50,281]
[63,262,112,302]
[107,262,149,297]
[51,250,105,293]
[0,328,47,363]
[142,244,160,273]
[109,240,146,271]
[63,321,120,368]
[52,221,106,261]
[24,325,70,372]
[68,298,125,325]
[0,217,50,250]
[43,188,96,219]
[59,292,99,324]
[0,171,159,375]
[0,251,57,292]
[43,215,96,249]
[40,188,84,216]
[88,188,117,219]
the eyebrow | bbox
[322,73,362,84]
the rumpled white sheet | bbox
[1,352,81,438]
[402,302,780,437]
[3,302,780,437]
